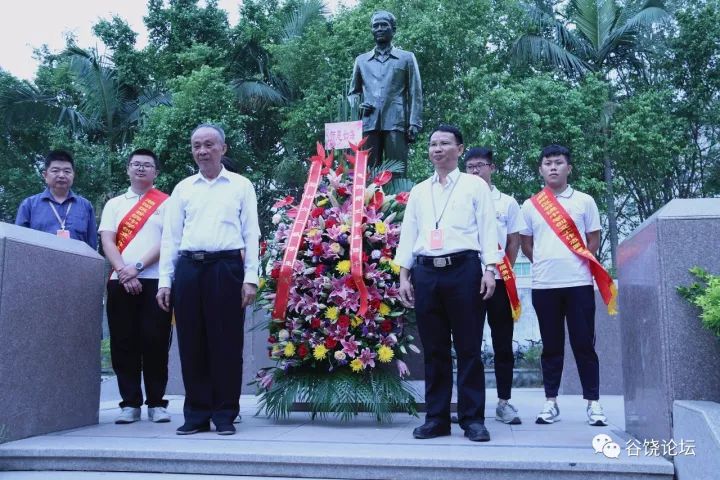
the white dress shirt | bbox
[159,167,260,288]
[99,187,167,280]
[491,186,526,279]
[395,168,500,269]
[520,186,601,289]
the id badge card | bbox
[429,228,444,250]
[56,229,70,239]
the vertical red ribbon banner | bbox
[530,187,618,315]
[349,146,369,317]
[496,246,522,321]
[272,143,327,320]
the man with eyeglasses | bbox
[464,147,525,425]
[395,124,499,442]
[99,148,172,425]
[16,149,97,249]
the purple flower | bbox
[359,348,376,368]
[341,335,360,358]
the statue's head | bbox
[371,10,396,44]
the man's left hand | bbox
[407,125,420,143]
[117,265,139,283]
[241,283,258,309]
[479,271,496,300]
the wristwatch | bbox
[485,264,496,274]
[135,261,145,272]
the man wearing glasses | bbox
[15,149,97,249]
[465,147,525,425]
[396,125,499,442]
[99,149,172,425]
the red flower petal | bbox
[272,195,295,209]
[372,171,393,186]
[395,191,410,205]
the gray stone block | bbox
[560,287,624,396]
[0,222,105,442]
[673,400,720,480]
[618,199,720,443]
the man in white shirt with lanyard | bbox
[99,148,172,425]
[464,147,525,425]
[519,144,608,427]
[396,124,500,442]
[157,124,260,436]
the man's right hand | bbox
[157,287,171,312]
[360,101,376,116]
[399,277,415,308]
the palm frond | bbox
[512,35,590,76]
[369,158,406,177]
[598,4,669,64]
[518,1,586,54]
[67,47,121,131]
[233,79,287,109]
[281,0,327,43]
[123,89,172,126]
[0,82,58,127]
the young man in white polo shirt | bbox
[464,147,525,424]
[99,149,172,424]
[519,144,608,427]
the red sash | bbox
[349,147,369,317]
[115,188,168,254]
[530,187,618,315]
[273,143,327,320]
[496,245,521,321]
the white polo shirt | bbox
[99,187,167,280]
[491,186,526,279]
[520,186,601,289]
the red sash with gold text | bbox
[530,187,618,315]
[349,147,369,317]
[115,188,168,254]
[496,245,521,321]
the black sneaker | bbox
[216,424,236,436]
[176,423,210,435]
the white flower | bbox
[272,213,282,224]
[278,329,290,341]
[334,351,347,361]
[371,249,382,260]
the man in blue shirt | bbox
[15,150,97,250]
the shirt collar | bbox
[490,185,502,201]
[124,186,156,199]
[554,185,574,198]
[40,188,76,203]
[193,166,230,184]
[431,168,461,185]
[370,45,397,60]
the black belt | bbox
[416,250,477,268]
[179,249,243,262]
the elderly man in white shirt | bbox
[157,124,260,436]
[396,124,499,442]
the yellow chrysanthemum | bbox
[378,303,391,316]
[351,315,363,328]
[374,221,386,234]
[389,261,401,275]
[336,260,351,274]
[313,344,328,360]
[325,306,339,321]
[350,358,364,373]
[284,343,296,357]
[378,345,394,363]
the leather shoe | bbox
[215,424,236,435]
[464,422,491,442]
[412,421,450,439]
[176,423,210,435]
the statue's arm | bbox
[408,52,423,130]
[348,58,363,105]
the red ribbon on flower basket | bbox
[349,139,369,317]
[272,143,330,320]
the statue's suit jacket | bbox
[348,46,423,133]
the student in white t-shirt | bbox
[519,144,608,427]
[464,147,525,425]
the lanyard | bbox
[49,201,73,230]
[431,174,461,229]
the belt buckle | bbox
[191,252,205,261]
[433,257,448,268]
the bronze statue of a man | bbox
[348,10,423,175]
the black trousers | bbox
[107,278,172,409]
[413,255,486,428]
[364,130,409,175]
[479,280,515,400]
[531,285,599,400]
[173,255,245,427]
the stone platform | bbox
[0,382,674,480]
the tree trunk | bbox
[603,148,618,273]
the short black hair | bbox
[429,124,463,145]
[464,147,493,164]
[44,150,74,169]
[539,144,572,165]
[128,148,159,169]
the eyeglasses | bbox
[129,162,155,170]
[466,162,492,171]
[428,141,458,149]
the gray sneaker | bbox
[496,402,521,424]
[233,415,242,424]
[115,407,141,424]
[148,406,171,423]
[535,400,560,424]
[587,401,608,426]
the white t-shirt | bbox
[99,187,167,280]
[520,186,601,289]
[491,186,526,280]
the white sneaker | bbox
[535,400,560,424]
[233,415,242,424]
[496,402,521,424]
[115,407,141,424]
[587,401,608,426]
[148,406,171,423]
